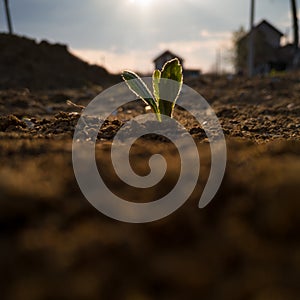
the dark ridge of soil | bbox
[0,33,119,90]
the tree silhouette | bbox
[291,0,299,49]
[3,0,13,34]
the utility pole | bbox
[290,0,299,49]
[247,0,255,77]
[3,0,13,34]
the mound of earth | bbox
[0,33,119,90]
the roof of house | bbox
[153,50,184,63]
[256,19,284,36]
[238,19,284,43]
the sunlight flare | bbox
[129,0,152,6]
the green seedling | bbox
[121,58,183,121]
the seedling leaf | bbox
[122,70,158,114]
[159,58,183,117]
[121,58,183,120]
[152,69,161,103]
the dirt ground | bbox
[0,72,300,300]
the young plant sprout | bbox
[121,58,183,121]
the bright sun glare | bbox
[130,0,152,6]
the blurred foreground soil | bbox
[0,72,300,300]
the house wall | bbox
[258,23,282,48]
[153,52,200,78]
[236,22,285,74]
[155,54,184,70]
[237,31,278,74]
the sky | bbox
[1,0,299,74]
